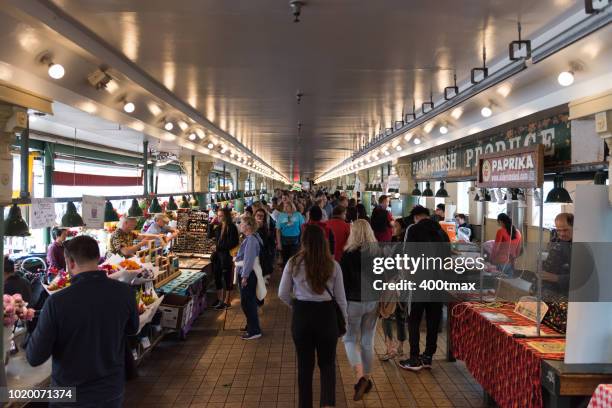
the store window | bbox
[531,181,564,229]
[487,189,508,219]
[456,181,471,215]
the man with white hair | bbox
[146,213,179,246]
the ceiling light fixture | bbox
[481,106,493,118]
[164,121,174,131]
[289,0,305,23]
[39,53,65,79]
[557,71,574,86]
[395,145,402,151]
[123,101,135,113]
[188,133,197,141]
[439,125,448,134]
[413,137,421,145]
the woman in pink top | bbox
[490,213,522,277]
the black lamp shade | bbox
[4,204,30,236]
[128,198,144,217]
[484,189,493,202]
[546,175,572,203]
[148,197,163,214]
[422,182,434,197]
[435,181,449,198]
[62,201,85,227]
[104,200,120,222]
[166,196,178,211]
[179,195,190,208]
[594,170,607,185]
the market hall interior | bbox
[1,1,612,408]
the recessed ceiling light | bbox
[395,145,402,151]
[47,63,65,79]
[164,122,174,131]
[439,126,448,134]
[481,106,492,118]
[557,71,574,86]
[188,133,197,140]
[123,102,135,113]
[413,137,421,145]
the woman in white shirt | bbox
[279,225,347,408]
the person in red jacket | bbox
[370,195,393,242]
[326,205,351,262]
[490,213,523,277]
[301,205,335,256]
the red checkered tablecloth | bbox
[589,384,612,408]
[450,302,565,408]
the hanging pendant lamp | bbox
[435,181,449,198]
[61,201,85,227]
[104,200,120,222]
[4,204,30,236]
[411,183,422,197]
[546,174,572,203]
[166,196,178,211]
[148,197,163,214]
[179,195,190,209]
[128,198,144,217]
[422,181,434,197]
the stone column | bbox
[235,169,249,213]
[1,104,27,204]
[183,159,214,209]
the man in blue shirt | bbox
[27,235,138,407]
[235,216,263,340]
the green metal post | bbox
[191,155,195,194]
[143,141,149,195]
[19,125,30,199]
[43,143,54,247]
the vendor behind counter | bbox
[109,216,160,257]
[542,212,573,296]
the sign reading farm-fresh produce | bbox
[411,112,570,180]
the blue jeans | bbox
[342,301,378,375]
[240,273,261,335]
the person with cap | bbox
[109,216,159,257]
[145,213,179,246]
[47,227,69,271]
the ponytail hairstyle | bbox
[497,213,517,240]
[291,224,334,294]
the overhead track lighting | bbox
[405,100,417,123]
[585,0,610,14]
[422,91,434,114]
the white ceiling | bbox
[40,0,584,178]
[1,0,604,181]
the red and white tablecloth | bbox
[589,384,612,408]
[450,302,564,408]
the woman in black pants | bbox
[208,207,239,310]
[279,225,348,408]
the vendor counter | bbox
[449,301,612,408]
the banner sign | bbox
[411,113,570,180]
[82,195,106,229]
[30,198,57,229]
[477,145,544,188]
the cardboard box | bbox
[159,294,192,330]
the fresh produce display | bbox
[100,264,118,276]
[119,259,141,270]
[3,294,35,327]
[48,271,71,291]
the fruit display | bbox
[47,271,71,291]
[119,259,141,271]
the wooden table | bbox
[541,360,612,408]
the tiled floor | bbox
[125,273,485,408]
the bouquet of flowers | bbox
[3,294,35,327]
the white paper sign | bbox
[354,176,361,192]
[82,195,106,229]
[30,198,57,229]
